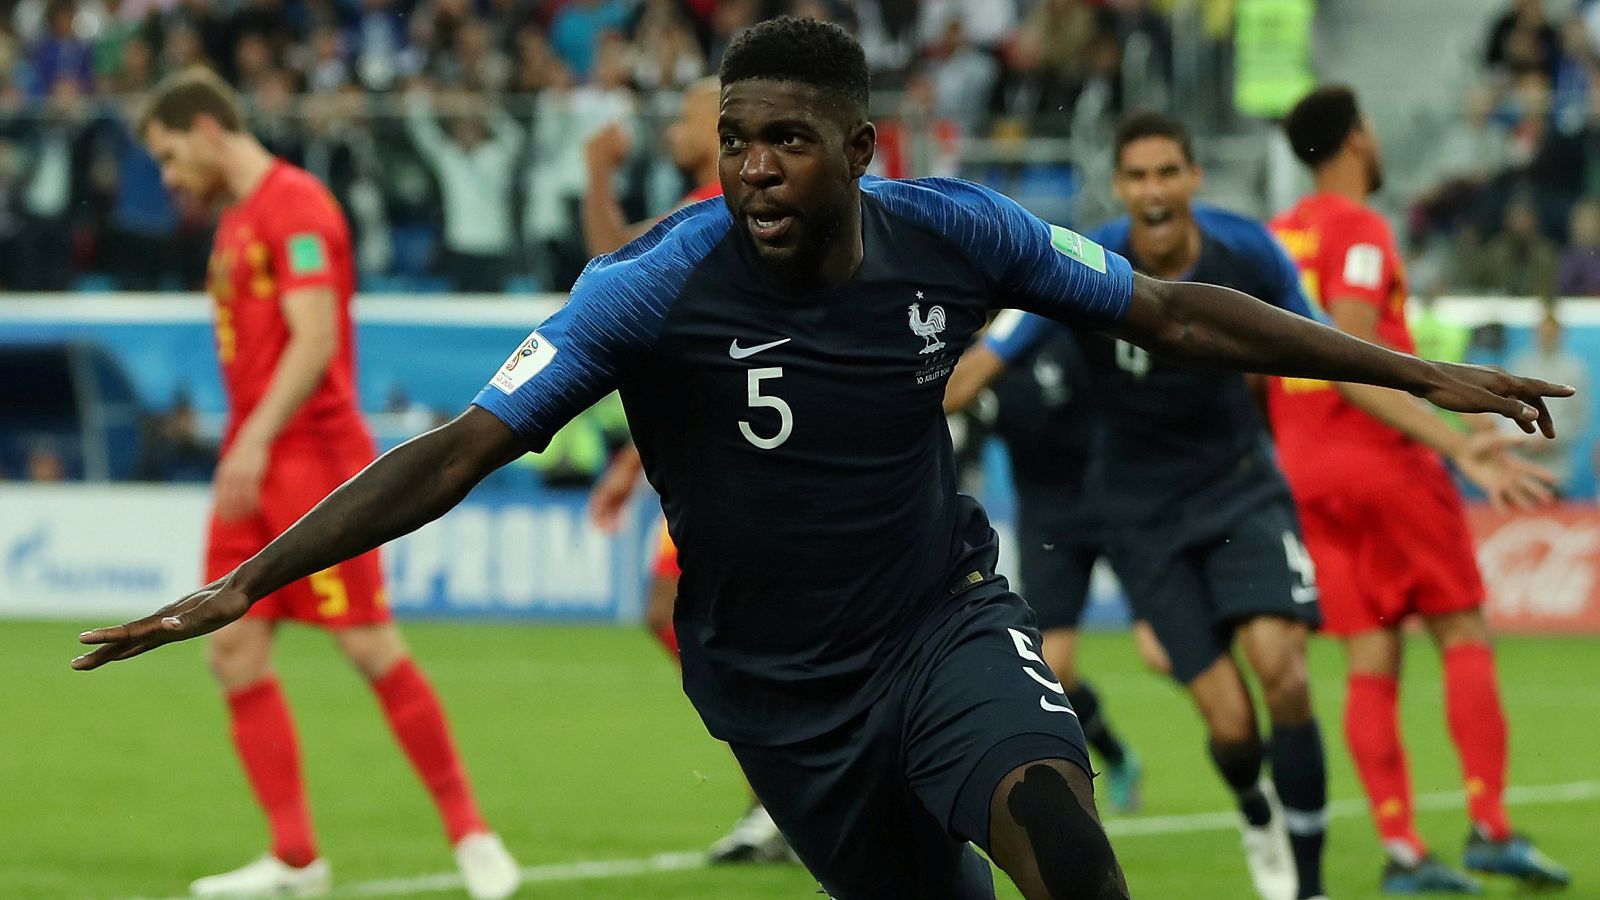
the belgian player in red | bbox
[137,68,519,899]
[1270,86,1570,892]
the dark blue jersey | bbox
[986,204,1312,525]
[983,309,1097,526]
[473,176,1133,745]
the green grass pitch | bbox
[7,621,1597,898]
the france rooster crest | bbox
[908,292,947,355]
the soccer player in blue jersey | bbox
[945,112,1562,900]
[76,20,1574,900]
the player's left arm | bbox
[213,285,340,521]
[942,310,1057,413]
[1113,274,1571,436]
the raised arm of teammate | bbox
[1111,272,1572,436]
[73,407,525,670]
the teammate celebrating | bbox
[947,323,1144,814]
[78,22,1572,900]
[1272,86,1571,893]
[947,113,1332,900]
[133,68,519,899]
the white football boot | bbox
[707,804,797,863]
[1237,780,1297,900]
[454,832,521,900]
[190,854,330,897]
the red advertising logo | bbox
[1468,504,1600,633]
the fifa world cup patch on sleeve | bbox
[491,331,558,394]
[286,232,330,275]
[1048,224,1107,274]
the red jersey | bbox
[683,180,722,204]
[1266,192,1439,497]
[207,161,367,452]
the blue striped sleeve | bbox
[866,176,1134,326]
[982,308,1061,365]
[472,206,731,449]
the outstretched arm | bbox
[1113,273,1573,436]
[73,407,525,670]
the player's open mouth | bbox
[746,213,795,243]
[1141,208,1174,226]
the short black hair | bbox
[1114,111,1194,167]
[1283,85,1362,168]
[719,15,870,118]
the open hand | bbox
[1451,432,1558,512]
[1417,361,1574,438]
[214,440,268,522]
[72,581,251,671]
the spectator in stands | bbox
[404,85,521,292]
[1553,16,1598,128]
[1509,304,1590,493]
[94,103,180,289]
[1558,199,1600,294]
[29,0,94,97]
[233,32,277,94]
[250,68,306,164]
[630,0,705,91]
[548,0,633,80]
[14,77,90,290]
[304,25,351,93]
[440,20,512,93]
[157,22,209,76]
[1412,85,1511,243]
[103,32,156,94]
[303,85,392,275]
[918,0,1017,53]
[705,0,757,69]
[0,82,27,289]
[1003,0,1097,131]
[1465,198,1559,297]
[525,34,635,289]
[925,17,999,134]
[349,0,416,92]
[25,445,67,481]
[1486,0,1561,82]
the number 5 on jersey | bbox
[740,367,793,450]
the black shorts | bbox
[1015,521,1102,632]
[729,585,1093,900]
[1108,494,1321,684]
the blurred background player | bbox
[583,73,794,865]
[947,112,1332,900]
[942,319,1143,815]
[1273,85,1571,894]
[139,67,519,899]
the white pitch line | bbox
[132,781,1598,899]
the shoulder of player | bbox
[257,165,341,224]
[861,174,1034,241]
[1194,204,1288,261]
[576,198,734,306]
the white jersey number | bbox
[740,367,794,450]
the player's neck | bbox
[220,135,278,204]
[1129,221,1200,280]
[1314,155,1370,205]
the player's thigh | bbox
[330,621,410,681]
[206,616,277,689]
[1108,536,1221,684]
[988,758,1128,900]
[730,712,991,900]
[900,589,1094,851]
[1016,525,1096,635]
[1200,498,1321,633]
[1394,470,1487,621]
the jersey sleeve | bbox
[259,182,347,296]
[876,177,1135,326]
[471,248,680,451]
[1314,208,1394,311]
[982,308,1061,364]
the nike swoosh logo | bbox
[729,337,791,360]
[1040,696,1079,716]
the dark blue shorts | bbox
[729,584,1093,900]
[1016,523,1103,632]
[1108,493,1321,684]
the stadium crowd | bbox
[0,0,1206,292]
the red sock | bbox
[1443,642,1511,840]
[227,678,318,868]
[1345,674,1426,862]
[652,622,680,660]
[373,658,486,844]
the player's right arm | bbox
[73,257,660,670]
[942,310,1056,413]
